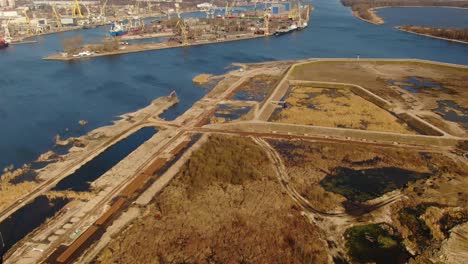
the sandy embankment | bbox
[351,8,384,25]
[192,74,213,85]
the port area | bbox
[119,32,174,40]
[43,34,268,60]
[43,4,312,61]
[2,59,467,264]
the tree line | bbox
[341,0,468,22]
[398,25,468,42]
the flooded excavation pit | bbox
[52,127,158,192]
[0,195,69,256]
[269,86,416,134]
[389,77,449,94]
[434,100,468,129]
[267,138,466,214]
[231,74,281,102]
[320,167,432,203]
[344,223,410,264]
[210,104,253,124]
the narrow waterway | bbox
[0,196,69,256]
[0,0,467,171]
[52,127,157,191]
[0,127,156,258]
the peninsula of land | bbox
[1,59,467,264]
[396,25,468,44]
[341,0,468,25]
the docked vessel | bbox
[274,24,298,36]
[0,38,9,48]
[109,18,144,37]
[297,22,308,30]
[109,22,128,37]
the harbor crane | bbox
[52,5,62,29]
[100,0,108,17]
[22,10,32,34]
[288,0,301,21]
[224,1,230,18]
[146,0,152,13]
[175,19,188,46]
[83,3,91,19]
[72,0,84,18]
[3,20,12,42]
[175,3,181,19]
[263,8,270,35]
[134,0,140,15]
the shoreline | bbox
[3,58,468,263]
[352,9,383,25]
[395,27,468,45]
[120,32,174,40]
[44,34,271,61]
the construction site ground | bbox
[2,58,467,264]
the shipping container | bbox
[56,225,99,263]
[144,158,167,176]
[94,198,126,226]
[120,173,151,198]
[170,141,190,155]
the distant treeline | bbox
[341,0,468,22]
[398,25,468,42]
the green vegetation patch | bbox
[320,167,431,202]
[345,223,409,264]
[398,203,434,251]
[181,135,269,197]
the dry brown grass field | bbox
[289,60,468,136]
[97,135,328,264]
[271,86,415,134]
[0,167,38,211]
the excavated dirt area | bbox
[268,138,468,263]
[269,86,416,134]
[290,60,468,136]
[96,135,329,264]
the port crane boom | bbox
[22,10,32,34]
[72,0,84,18]
[52,5,62,29]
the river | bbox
[0,0,467,169]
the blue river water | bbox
[0,0,467,169]
[378,7,468,28]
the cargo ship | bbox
[109,22,128,37]
[297,21,308,30]
[0,38,9,49]
[109,18,144,37]
[274,24,297,36]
